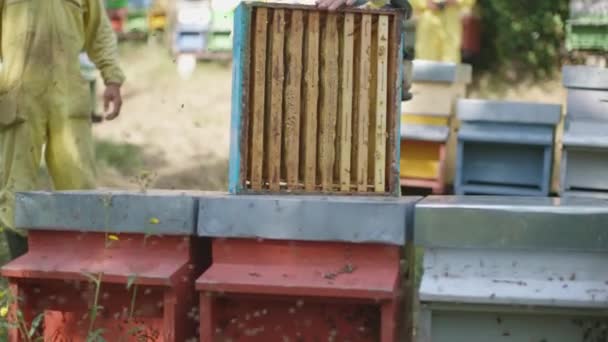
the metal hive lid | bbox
[15,190,201,235]
[198,194,421,246]
[563,65,608,90]
[412,60,472,84]
[457,99,562,125]
[414,196,608,252]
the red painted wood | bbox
[199,294,214,342]
[203,295,382,342]
[197,239,400,300]
[196,239,404,342]
[2,231,211,341]
[381,301,398,342]
[2,232,191,286]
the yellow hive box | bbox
[400,61,472,191]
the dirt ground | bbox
[93,42,232,191]
[94,42,565,193]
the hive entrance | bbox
[240,5,402,195]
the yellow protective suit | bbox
[0,0,124,251]
[411,0,475,63]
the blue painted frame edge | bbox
[228,3,251,194]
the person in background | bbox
[0,0,125,259]
[316,0,410,10]
[410,0,475,63]
[106,0,129,34]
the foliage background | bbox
[476,0,571,78]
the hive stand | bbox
[1,191,209,342]
[228,2,407,196]
[560,65,608,198]
[400,61,471,194]
[455,99,562,196]
[196,194,419,342]
[415,196,608,342]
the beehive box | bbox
[415,196,608,342]
[400,61,472,192]
[560,65,608,197]
[229,2,406,196]
[455,99,562,196]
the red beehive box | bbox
[195,194,419,342]
[1,191,208,342]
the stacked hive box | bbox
[560,65,608,197]
[415,196,608,342]
[228,3,406,196]
[400,60,471,194]
[455,99,562,196]
[197,3,415,341]
[1,191,209,341]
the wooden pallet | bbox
[229,3,406,196]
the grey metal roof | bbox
[563,65,608,90]
[414,196,608,251]
[458,122,555,146]
[458,99,562,125]
[15,190,200,235]
[412,60,472,84]
[198,194,421,246]
[401,124,450,142]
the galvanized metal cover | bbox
[563,120,608,148]
[419,248,608,308]
[458,122,555,146]
[401,124,450,142]
[412,60,472,84]
[458,99,562,125]
[15,190,200,235]
[415,196,608,251]
[198,195,421,245]
[563,65,608,90]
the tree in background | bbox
[477,0,570,79]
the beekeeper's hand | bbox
[316,0,357,11]
[104,83,123,120]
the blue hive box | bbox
[415,196,608,342]
[560,65,608,198]
[455,99,562,196]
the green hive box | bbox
[566,16,608,51]
[106,0,128,9]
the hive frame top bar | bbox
[242,1,411,17]
[563,65,608,90]
[15,190,202,235]
[457,99,562,125]
[412,60,473,84]
[198,194,421,246]
[415,196,608,252]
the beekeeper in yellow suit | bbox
[0,0,124,259]
[410,0,474,62]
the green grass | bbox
[95,140,144,175]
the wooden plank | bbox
[250,8,268,191]
[355,14,372,192]
[390,15,404,196]
[228,3,251,194]
[319,14,340,192]
[302,12,320,191]
[268,9,286,191]
[374,15,389,193]
[284,10,304,188]
[338,13,355,192]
